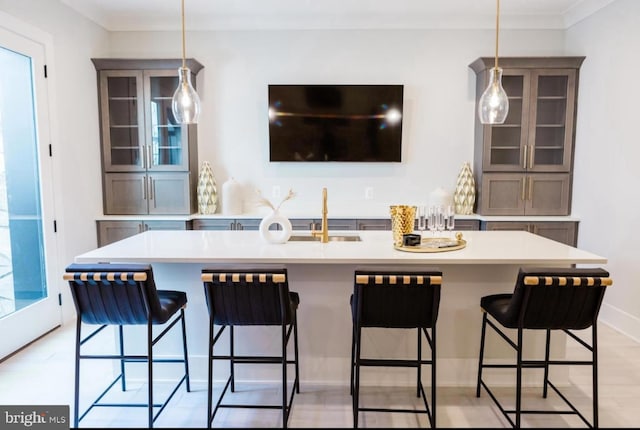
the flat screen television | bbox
[268,84,403,162]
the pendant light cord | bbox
[180,0,186,69]
[494,0,500,71]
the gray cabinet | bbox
[290,218,358,231]
[482,221,578,247]
[469,57,584,216]
[454,219,480,231]
[93,58,203,215]
[192,219,262,231]
[97,220,189,246]
[356,219,391,230]
[103,172,191,215]
[480,173,571,216]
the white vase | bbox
[259,210,293,244]
[222,177,243,215]
[197,161,217,214]
[453,162,476,215]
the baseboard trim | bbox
[599,302,640,344]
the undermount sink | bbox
[288,234,362,242]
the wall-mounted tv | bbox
[268,84,403,162]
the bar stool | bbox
[201,268,300,429]
[64,263,190,428]
[476,267,612,428]
[351,269,442,428]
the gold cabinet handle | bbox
[529,144,534,169]
[523,145,528,169]
[150,177,155,206]
[142,176,147,200]
[521,177,526,201]
[528,175,533,201]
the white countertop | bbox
[75,230,605,265]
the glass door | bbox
[144,70,189,171]
[529,69,576,172]
[0,26,60,359]
[483,69,530,172]
[100,70,145,172]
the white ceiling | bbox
[59,0,615,32]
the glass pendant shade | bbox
[172,67,201,124]
[478,67,509,124]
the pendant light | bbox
[172,0,201,124]
[478,0,509,125]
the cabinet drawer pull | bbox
[143,176,147,199]
[522,145,528,169]
[521,177,526,201]
[150,177,156,207]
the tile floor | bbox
[0,320,639,428]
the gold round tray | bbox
[394,234,467,253]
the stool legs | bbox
[294,311,301,394]
[180,308,191,392]
[477,315,600,428]
[543,329,551,398]
[476,312,488,398]
[431,327,436,429]
[230,326,235,392]
[147,321,154,429]
[352,326,436,428]
[73,319,81,429]
[119,325,126,391]
[592,324,599,428]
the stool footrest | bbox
[359,358,433,367]
[359,407,430,414]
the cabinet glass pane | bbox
[149,76,183,167]
[108,76,137,97]
[536,99,566,125]
[502,75,523,97]
[535,126,565,165]
[537,76,567,97]
[107,77,140,167]
[490,127,521,165]
[108,99,138,126]
[503,98,522,126]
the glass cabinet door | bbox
[528,69,576,172]
[482,69,530,172]
[100,70,145,172]
[144,70,189,171]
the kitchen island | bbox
[73,229,607,386]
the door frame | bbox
[0,11,62,360]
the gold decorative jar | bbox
[453,162,476,215]
[390,205,416,247]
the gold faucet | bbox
[311,187,329,243]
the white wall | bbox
[7,1,634,335]
[566,0,640,340]
[0,0,108,321]
[108,28,564,214]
